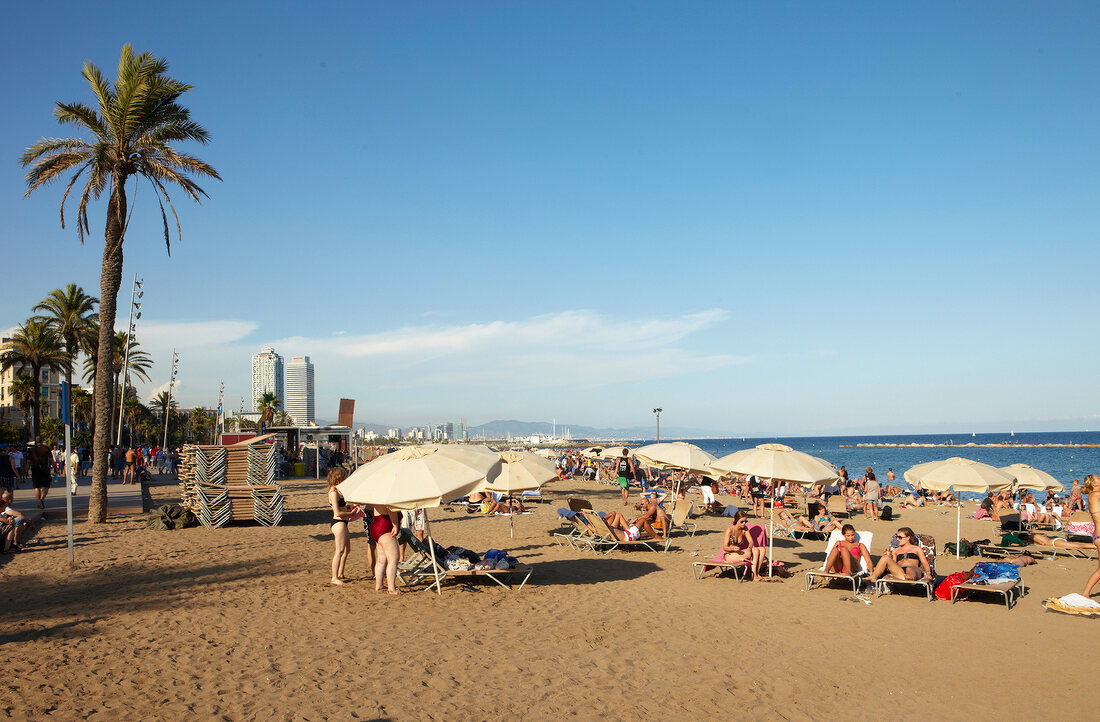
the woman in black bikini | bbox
[328,467,360,585]
[867,527,930,584]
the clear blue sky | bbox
[3,1,1098,435]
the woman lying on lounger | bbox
[776,509,815,536]
[1019,532,1095,552]
[866,527,931,584]
[824,524,872,576]
[808,503,841,535]
[721,511,764,580]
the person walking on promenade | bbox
[28,437,52,509]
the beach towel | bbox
[1042,593,1100,617]
[969,562,1020,585]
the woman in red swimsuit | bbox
[824,523,872,575]
[370,503,402,595]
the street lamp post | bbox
[653,408,662,443]
[116,274,143,445]
[162,350,179,449]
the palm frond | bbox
[55,101,108,137]
[81,61,115,112]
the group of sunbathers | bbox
[576,495,670,542]
[820,524,933,586]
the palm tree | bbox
[9,374,36,439]
[33,284,98,427]
[0,320,67,437]
[21,44,220,522]
[256,391,278,433]
[71,387,93,430]
[82,330,153,434]
[190,407,210,444]
[151,389,177,444]
[271,410,292,427]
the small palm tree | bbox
[71,387,93,430]
[1,320,67,437]
[21,44,219,522]
[9,374,36,439]
[33,284,97,427]
[150,389,178,419]
[256,391,279,432]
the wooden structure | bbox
[179,435,285,527]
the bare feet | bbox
[387,589,403,596]
[330,579,346,585]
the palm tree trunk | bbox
[90,174,127,523]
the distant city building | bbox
[250,347,284,411]
[285,355,315,426]
[386,428,401,438]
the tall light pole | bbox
[216,380,224,442]
[653,408,662,443]
[116,274,143,445]
[161,350,179,449]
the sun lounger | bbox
[583,510,671,554]
[805,530,873,593]
[402,534,533,593]
[552,512,603,550]
[950,579,1024,610]
[692,556,749,582]
[874,534,937,601]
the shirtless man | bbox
[1082,475,1100,599]
[123,446,137,485]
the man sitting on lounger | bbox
[866,527,931,586]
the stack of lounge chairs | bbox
[179,438,285,527]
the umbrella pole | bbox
[956,504,961,561]
[769,491,775,578]
[510,495,514,539]
[427,532,442,596]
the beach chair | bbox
[874,534,937,601]
[827,494,851,520]
[669,501,697,537]
[552,511,602,550]
[520,489,547,504]
[585,510,670,554]
[950,579,1025,610]
[413,539,534,594]
[691,523,767,582]
[996,512,1026,535]
[804,530,873,593]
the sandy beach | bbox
[2,476,1096,721]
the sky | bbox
[2,1,1099,436]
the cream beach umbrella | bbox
[1001,464,1063,493]
[903,457,1015,559]
[708,443,840,577]
[633,442,718,476]
[482,450,560,538]
[599,446,632,460]
[533,448,558,459]
[337,444,500,510]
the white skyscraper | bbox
[250,347,284,411]
[285,355,315,426]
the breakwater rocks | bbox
[843,442,1100,449]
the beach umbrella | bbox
[903,457,1015,559]
[633,441,718,476]
[533,448,558,459]
[708,443,840,577]
[481,450,560,538]
[1001,463,1063,493]
[337,444,500,510]
[598,446,632,459]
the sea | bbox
[671,431,1100,498]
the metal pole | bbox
[162,351,176,450]
[63,382,74,567]
[116,274,138,445]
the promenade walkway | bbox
[9,473,148,521]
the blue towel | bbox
[969,562,1020,584]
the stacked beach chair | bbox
[179,436,285,527]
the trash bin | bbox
[294,462,305,477]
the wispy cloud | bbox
[136,320,259,348]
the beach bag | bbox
[880,505,893,521]
[935,571,974,600]
[943,540,975,557]
[1000,534,1027,547]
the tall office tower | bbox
[285,355,315,426]
[250,347,284,410]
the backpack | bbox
[880,505,893,521]
[944,539,975,557]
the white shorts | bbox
[624,526,640,542]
